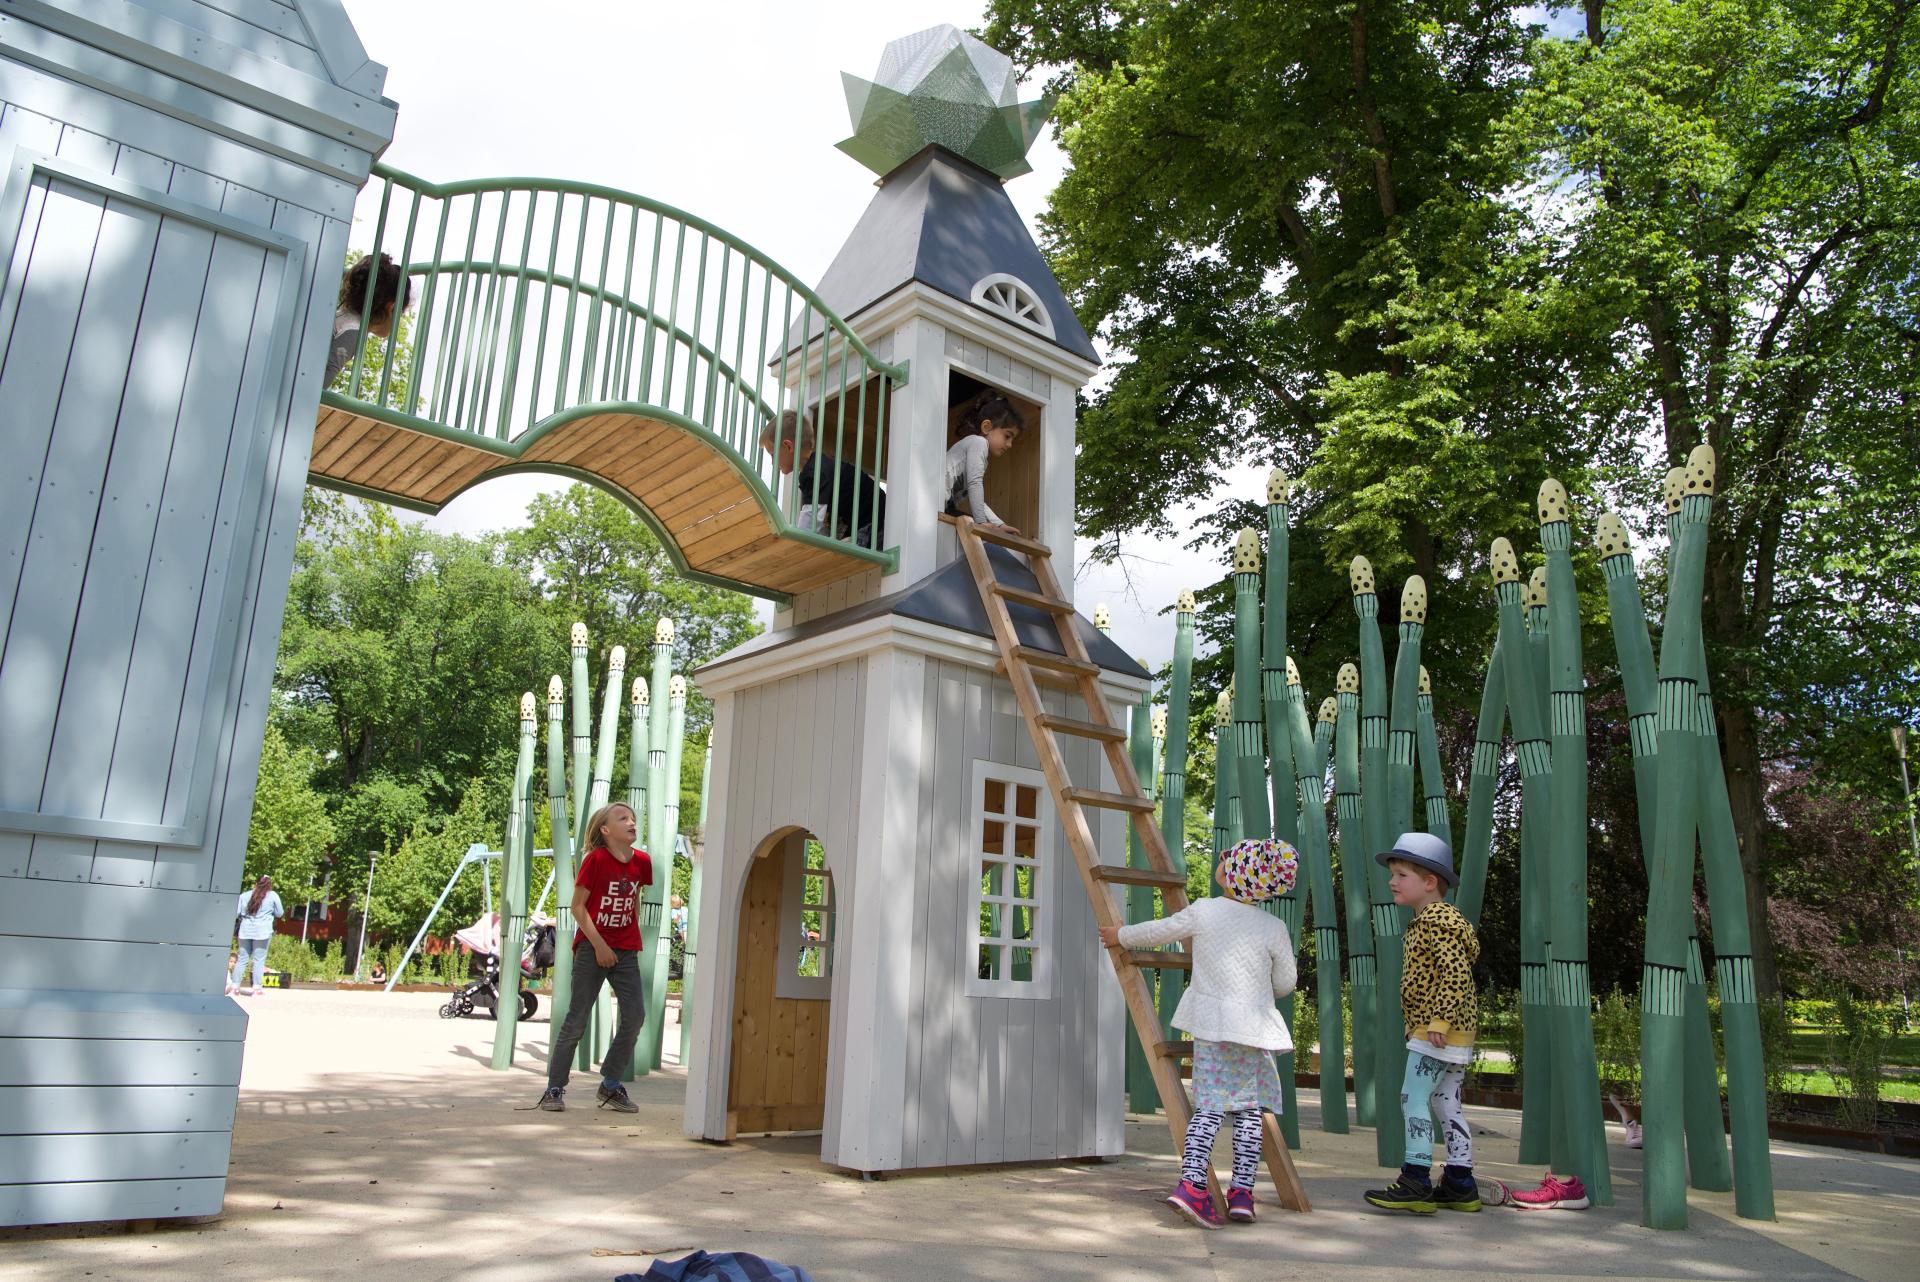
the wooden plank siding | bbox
[0,17,386,1222]
[304,407,882,597]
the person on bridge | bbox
[760,409,887,549]
[325,251,414,387]
[942,393,1023,537]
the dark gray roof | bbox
[700,544,1148,682]
[789,146,1098,364]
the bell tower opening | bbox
[945,369,1042,538]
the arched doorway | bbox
[726,827,835,1137]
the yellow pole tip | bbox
[1233,527,1262,573]
[1093,604,1112,630]
[1537,478,1572,526]
[547,675,565,702]
[632,676,649,704]
[1176,589,1197,613]
[1337,662,1360,693]
[1152,708,1168,739]
[1490,537,1521,585]
[570,621,588,647]
[1419,665,1431,695]
[1596,511,1631,558]
[608,645,626,671]
[520,692,537,720]
[655,618,675,644]
[1285,655,1301,686]
[1526,565,1549,607]
[1684,443,1717,496]
[1664,468,1685,514]
[1266,468,1291,504]
[669,675,687,699]
[1401,575,1428,624]
[1317,696,1338,724]
[1349,555,1375,596]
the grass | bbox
[1789,1024,1920,1070]
[1780,1070,1920,1104]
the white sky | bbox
[340,0,1257,673]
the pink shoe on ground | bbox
[1166,1179,1225,1229]
[1225,1187,1256,1222]
[250,987,265,997]
[1510,1172,1590,1210]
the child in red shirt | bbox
[540,802,652,1112]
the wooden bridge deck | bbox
[309,407,880,597]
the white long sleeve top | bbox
[1116,897,1297,1051]
[942,434,1003,527]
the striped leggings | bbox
[1180,1108,1263,1191]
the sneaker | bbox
[538,1087,565,1112]
[1625,1120,1643,1149]
[1510,1172,1589,1211]
[1433,1177,1482,1212]
[250,987,265,996]
[1225,1187,1256,1223]
[1165,1179,1225,1230]
[1364,1175,1437,1214]
[596,1082,638,1113]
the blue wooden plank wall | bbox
[0,0,381,1219]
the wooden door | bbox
[726,835,832,1136]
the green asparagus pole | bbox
[1453,641,1506,928]
[490,691,538,1070]
[569,623,593,847]
[680,741,711,1072]
[1264,472,1299,849]
[1116,602,1155,1111]
[1333,663,1379,1127]
[1354,557,1403,1166]
[1231,531,1273,845]
[1283,657,1348,1131]
[585,641,623,1066]
[1640,451,1715,1230]
[1314,697,1336,780]
[544,675,578,1070]
[1214,685,1242,857]
[618,676,651,1081]
[1658,449,1774,1219]
[638,618,676,1076]
[653,674,688,1070]
[1539,479,1612,1205]
[1490,542,1557,1165]
[1596,510,1732,1190]
[1414,667,1453,846]
[1158,592,1197,1044]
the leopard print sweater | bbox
[1400,901,1479,1046]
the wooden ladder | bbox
[950,515,1310,1214]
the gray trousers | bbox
[547,941,645,1090]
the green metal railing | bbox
[327,164,908,571]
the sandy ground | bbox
[4,987,1916,1282]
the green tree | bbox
[1510,0,1920,994]
[243,723,335,894]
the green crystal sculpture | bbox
[838,25,1054,180]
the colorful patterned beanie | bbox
[1219,837,1299,903]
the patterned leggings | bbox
[1180,1108,1264,1190]
[1401,1050,1472,1168]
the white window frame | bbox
[970,272,1056,339]
[964,760,1055,999]
[774,833,833,1001]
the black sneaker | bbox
[1364,1176,1437,1214]
[597,1082,638,1113]
[1432,1177,1483,1212]
[538,1087,565,1112]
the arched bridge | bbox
[312,164,907,599]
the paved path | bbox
[4,989,1914,1281]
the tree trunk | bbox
[1717,698,1780,999]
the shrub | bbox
[1829,991,1891,1130]
[1758,998,1795,1120]
[1592,990,1642,1105]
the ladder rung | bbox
[1009,646,1099,679]
[971,524,1052,556]
[1064,786,1154,813]
[1125,949,1192,971]
[1035,713,1126,743]
[991,582,1074,614]
[1090,864,1189,890]
[1159,1039,1195,1060]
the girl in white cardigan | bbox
[1098,837,1299,1229]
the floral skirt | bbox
[1191,1039,1284,1114]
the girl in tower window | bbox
[943,393,1024,537]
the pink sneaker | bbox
[1225,1187,1256,1222]
[1510,1172,1590,1210]
[1166,1179,1225,1229]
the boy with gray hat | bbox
[1363,832,1483,1214]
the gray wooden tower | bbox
[682,26,1149,1173]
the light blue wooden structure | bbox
[0,0,393,1226]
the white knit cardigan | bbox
[1115,897,1297,1051]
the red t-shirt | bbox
[572,846,652,951]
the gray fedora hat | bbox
[1375,831,1457,887]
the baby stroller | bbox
[439,911,556,1021]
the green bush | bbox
[317,940,344,982]
[1592,990,1642,1105]
[1758,998,1795,1119]
[1294,992,1317,1064]
[1829,991,1891,1130]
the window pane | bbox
[1010,903,1032,940]
[1011,947,1035,981]
[1014,865,1035,901]
[978,944,1001,980]
[984,778,1007,815]
[1013,824,1037,858]
[982,819,1005,856]
[1014,784,1038,819]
